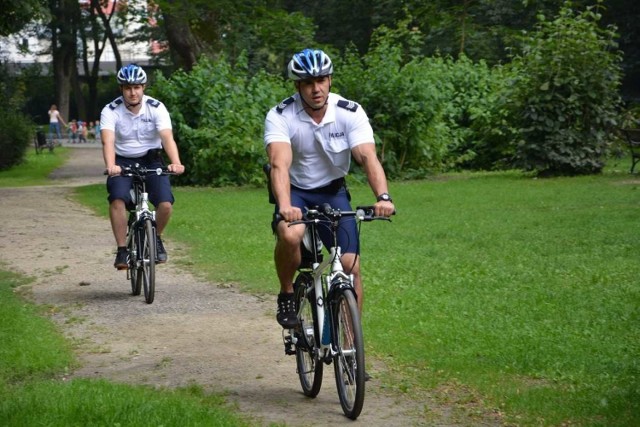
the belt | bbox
[117,149,163,163]
[291,177,346,194]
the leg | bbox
[274,221,305,294]
[109,199,128,246]
[274,220,305,328]
[155,201,172,235]
[341,253,363,314]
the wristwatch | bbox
[376,192,393,203]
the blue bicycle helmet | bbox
[116,63,147,85]
[287,49,333,81]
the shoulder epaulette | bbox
[276,96,295,114]
[108,98,123,110]
[337,99,359,112]
[146,98,161,108]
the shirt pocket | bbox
[138,120,157,138]
[324,136,349,154]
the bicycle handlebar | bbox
[286,203,394,226]
[103,164,175,177]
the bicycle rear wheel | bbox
[140,219,156,304]
[332,287,365,419]
[294,272,323,397]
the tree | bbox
[509,2,623,175]
[0,0,48,36]
[48,0,80,123]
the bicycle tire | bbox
[140,219,156,304]
[332,287,365,419]
[129,247,142,296]
[127,217,142,296]
[294,272,323,397]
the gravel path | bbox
[0,146,497,426]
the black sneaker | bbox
[276,292,297,328]
[114,249,128,270]
[156,236,167,263]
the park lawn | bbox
[3,149,638,425]
[0,147,70,187]
[74,167,640,426]
[0,268,249,426]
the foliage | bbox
[507,2,623,176]
[149,0,317,76]
[337,24,449,179]
[0,0,47,37]
[0,110,35,171]
[337,23,517,176]
[424,54,518,171]
[149,54,290,186]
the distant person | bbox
[101,63,185,269]
[77,120,87,143]
[69,120,78,143]
[48,104,66,143]
[94,120,101,143]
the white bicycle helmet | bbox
[116,64,147,85]
[287,49,333,81]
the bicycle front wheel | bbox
[332,288,365,419]
[128,231,141,296]
[294,272,323,397]
[140,219,156,304]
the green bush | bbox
[0,110,35,171]
[508,2,623,176]
[338,29,521,176]
[150,54,289,187]
[338,27,450,179]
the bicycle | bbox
[282,203,392,420]
[106,164,173,304]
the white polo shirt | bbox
[264,92,374,189]
[100,95,172,158]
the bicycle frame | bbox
[289,206,368,358]
[125,172,157,274]
[294,245,354,359]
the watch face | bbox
[379,193,390,201]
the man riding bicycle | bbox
[101,64,185,269]
[264,48,395,329]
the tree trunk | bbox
[162,3,203,71]
[50,0,78,124]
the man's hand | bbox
[278,205,303,222]
[374,200,395,218]
[168,164,185,175]
[106,165,122,176]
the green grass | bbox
[0,147,70,187]
[74,170,640,426]
[0,267,249,427]
[5,152,640,425]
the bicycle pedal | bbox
[282,332,295,355]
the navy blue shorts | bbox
[274,186,359,254]
[106,154,174,208]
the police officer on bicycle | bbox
[264,49,395,328]
[101,64,185,269]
